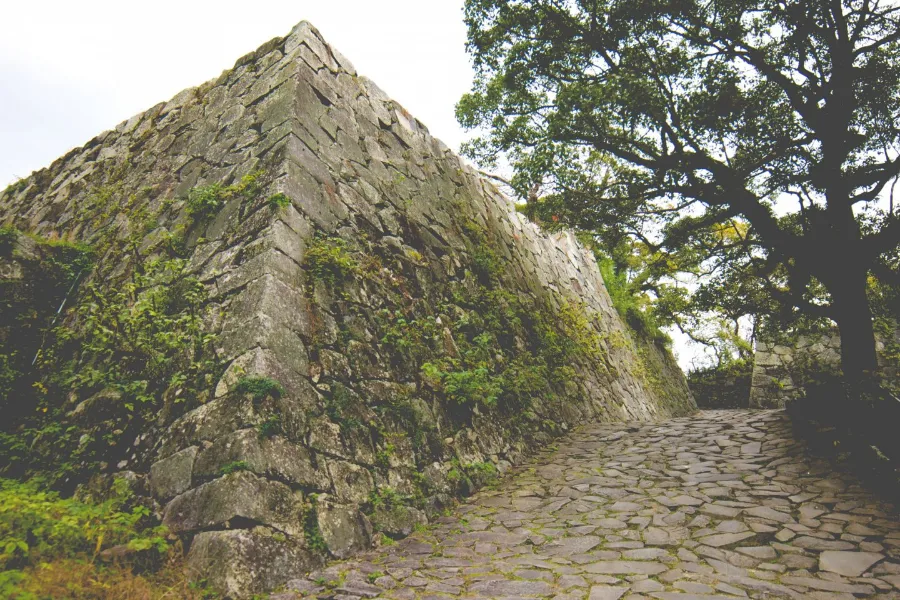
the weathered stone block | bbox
[370,503,427,539]
[150,446,198,500]
[157,396,259,460]
[314,496,372,558]
[327,460,375,504]
[186,527,320,598]
[193,429,330,490]
[163,471,304,537]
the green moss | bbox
[367,571,385,584]
[234,376,284,402]
[325,383,362,431]
[463,461,499,487]
[218,461,250,476]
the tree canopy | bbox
[458,0,900,378]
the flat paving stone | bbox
[818,550,884,576]
[291,410,899,599]
[588,585,628,599]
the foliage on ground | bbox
[0,478,214,600]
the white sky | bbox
[0,0,472,186]
[0,0,703,370]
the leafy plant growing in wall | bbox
[1,255,219,485]
[234,376,285,402]
[305,236,358,285]
[185,170,264,223]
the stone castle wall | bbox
[750,329,898,408]
[0,22,695,597]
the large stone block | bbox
[163,471,304,537]
[370,503,427,539]
[149,446,198,501]
[314,496,372,558]
[327,460,375,504]
[186,527,320,598]
[157,396,260,460]
[193,429,330,490]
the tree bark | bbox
[831,268,878,382]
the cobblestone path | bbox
[286,410,900,599]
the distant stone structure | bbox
[0,22,695,597]
[750,329,898,408]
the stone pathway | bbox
[283,410,900,599]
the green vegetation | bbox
[0,231,95,427]
[0,251,218,487]
[267,192,291,211]
[256,415,282,439]
[459,0,900,381]
[0,477,166,572]
[597,256,668,346]
[324,383,362,432]
[0,226,17,253]
[305,236,358,285]
[358,228,610,426]
[0,478,211,600]
[185,170,263,223]
[687,359,753,409]
[234,376,285,402]
[367,571,385,584]
[0,167,290,596]
[446,459,499,494]
[367,487,412,512]
[2,179,27,197]
[302,495,328,555]
[218,461,250,476]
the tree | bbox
[458,0,900,381]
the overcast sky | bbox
[0,0,707,369]
[0,0,473,186]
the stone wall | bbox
[750,329,898,408]
[0,22,695,597]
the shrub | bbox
[305,237,357,284]
[234,376,284,402]
[185,170,264,223]
[64,257,215,412]
[267,193,291,210]
[0,477,167,572]
[256,415,282,439]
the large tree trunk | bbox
[831,268,878,382]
